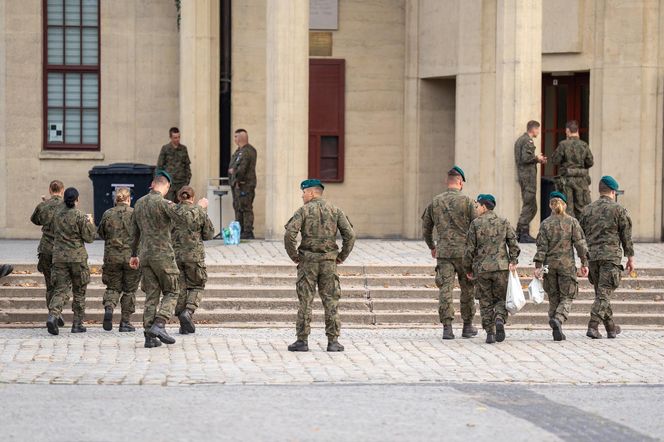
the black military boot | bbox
[485,332,496,344]
[442,324,455,340]
[71,320,87,333]
[586,320,603,339]
[495,318,506,342]
[549,317,564,341]
[57,316,65,327]
[604,320,622,339]
[461,322,478,338]
[178,309,195,334]
[241,232,255,240]
[144,332,162,348]
[119,321,135,332]
[327,339,345,352]
[0,264,13,279]
[518,228,536,244]
[102,306,113,331]
[287,340,309,352]
[46,314,59,336]
[147,318,176,344]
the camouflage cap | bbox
[550,191,567,203]
[300,179,325,190]
[600,175,619,191]
[448,166,466,182]
[476,193,496,209]
[155,169,173,184]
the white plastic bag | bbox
[506,270,526,314]
[528,277,545,304]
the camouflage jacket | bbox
[463,211,520,275]
[52,205,96,263]
[551,137,594,177]
[130,190,193,262]
[30,195,63,254]
[422,189,476,258]
[229,144,257,188]
[157,143,192,185]
[514,132,538,181]
[579,196,634,264]
[284,197,356,263]
[172,202,215,263]
[534,214,589,273]
[97,204,135,264]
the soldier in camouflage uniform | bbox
[97,187,140,332]
[172,186,215,334]
[463,194,520,344]
[579,176,634,339]
[422,166,478,340]
[129,171,206,348]
[514,120,547,243]
[30,180,65,323]
[284,179,356,352]
[228,128,258,239]
[46,188,96,335]
[551,120,594,219]
[533,191,589,341]
[157,127,192,202]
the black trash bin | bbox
[88,163,155,224]
[540,177,555,220]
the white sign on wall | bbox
[310,0,338,30]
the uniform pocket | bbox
[611,266,622,289]
[79,263,91,286]
[434,265,444,288]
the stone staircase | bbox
[2,264,664,327]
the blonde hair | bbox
[115,187,131,204]
[550,198,567,216]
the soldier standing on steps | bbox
[579,176,634,339]
[228,128,258,239]
[98,187,140,333]
[30,179,65,323]
[533,191,589,341]
[157,127,192,203]
[514,120,547,243]
[172,186,215,335]
[422,166,478,340]
[284,179,356,353]
[46,188,96,335]
[129,171,207,348]
[463,194,520,344]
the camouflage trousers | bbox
[296,260,341,341]
[232,185,255,235]
[37,251,61,310]
[49,262,90,321]
[542,268,578,323]
[140,258,180,330]
[434,258,476,325]
[517,176,537,231]
[588,260,622,323]
[175,260,207,316]
[102,261,140,322]
[558,176,591,219]
[475,270,509,333]
[165,182,188,203]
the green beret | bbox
[448,166,466,182]
[155,169,172,184]
[477,193,496,207]
[550,191,567,203]
[300,179,325,190]
[600,176,619,191]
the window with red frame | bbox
[43,0,100,150]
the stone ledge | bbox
[39,151,105,161]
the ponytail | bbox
[550,198,567,216]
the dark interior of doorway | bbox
[220,0,231,177]
[540,72,589,220]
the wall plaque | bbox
[309,32,333,56]
[310,0,338,30]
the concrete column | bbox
[494,0,542,230]
[0,0,6,232]
[179,0,220,198]
[264,0,309,240]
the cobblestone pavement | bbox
[2,239,662,267]
[1,327,663,386]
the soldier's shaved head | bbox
[446,174,463,189]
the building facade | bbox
[1,0,662,241]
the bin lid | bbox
[89,163,155,176]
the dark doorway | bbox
[540,72,589,219]
[220,0,231,176]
